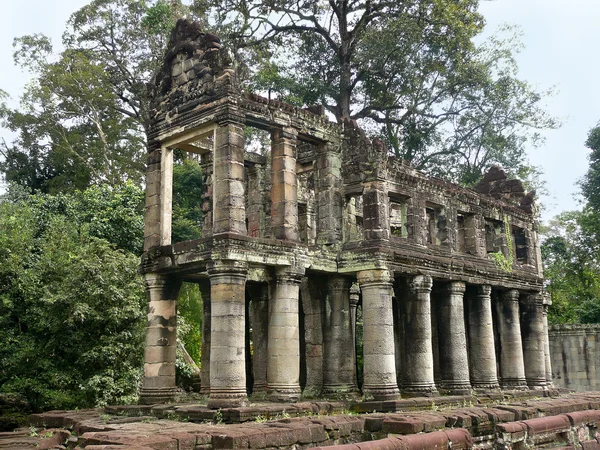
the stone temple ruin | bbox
[139,19,552,408]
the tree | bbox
[0,0,196,193]
[0,186,147,410]
[543,123,600,324]
[208,0,557,184]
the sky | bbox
[0,0,599,222]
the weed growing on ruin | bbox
[29,427,38,437]
[255,415,268,423]
[214,409,223,424]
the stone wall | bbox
[549,324,600,391]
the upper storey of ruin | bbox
[143,19,543,292]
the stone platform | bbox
[4,391,600,449]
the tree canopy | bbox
[544,123,600,324]
[0,0,557,191]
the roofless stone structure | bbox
[139,19,552,407]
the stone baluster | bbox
[268,268,303,401]
[207,261,248,408]
[357,269,400,400]
[520,292,548,390]
[467,285,500,390]
[496,289,527,390]
[437,281,471,395]
[402,275,438,396]
[140,273,182,404]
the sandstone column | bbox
[520,292,547,390]
[467,285,500,390]
[144,145,173,249]
[207,261,248,408]
[402,275,438,396]
[199,280,211,395]
[271,127,298,241]
[437,281,471,395]
[349,283,360,387]
[362,181,390,241]
[316,143,343,245]
[140,273,181,404]
[357,269,399,400]
[268,269,302,401]
[249,284,269,397]
[301,277,324,398]
[323,276,358,395]
[495,289,527,390]
[543,294,553,386]
[213,121,246,235]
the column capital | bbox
[522,291,544,308]
[502,289,520,303]
[409,274,433,293]
[357,268,393,286]
[208,260,248,286]
[329,275,352,292]
[272,126,298,141]
[444,281,466,294]
[475,284,492,297]
[274,266,304,284]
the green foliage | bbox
[210,1,557,185]
[172,159,204,243]
[0,185,146,411]
[177,282,203,364]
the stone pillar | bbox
[144,145,173,249]
[520,292,548,390]
[362,181,390,241]
[437,281,471,395]
[140,273,181,404]
[357,269,399,400]
[246,163,266,238]
[301,277,324,398]
[543,294,553,386]
[268,269,302,401]
[271,127,298,241]
[199,280,211,395]
[316,143,343,245]
[349,283,360,387]
[495,289,527,390]
[207,261,248,408]
[213,122,246,235]
[402,275,438,396]
[249,284,269,397]
[467,285,500,390]
[323,276,357,394]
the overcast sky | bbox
[1,0,598,222]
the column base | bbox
[438,381,472,396]
[268,385,301,402]
[139,387,179,405]
[401,385,439,398]
[472,382,500,392]
[250,384,268,400]
[526,380,548,390]
[208,389,248,409]
[501,379,529,391]
[322,384,360,400]
[363,384,401,401]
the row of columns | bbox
[139,268,551,405]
